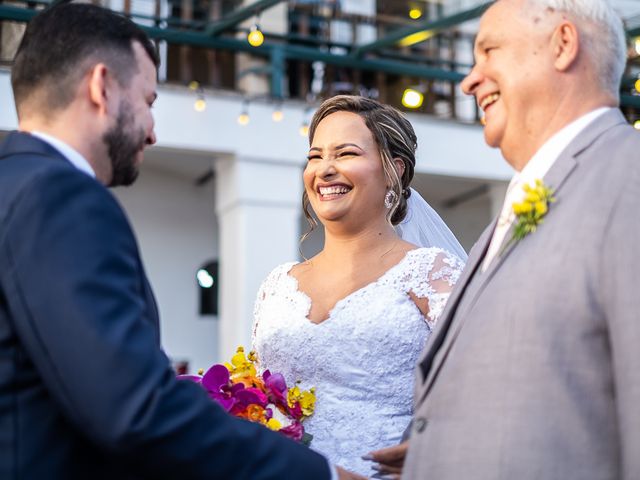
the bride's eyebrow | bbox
[308,143,363,153]
[335,143,362,150]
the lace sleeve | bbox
[424,249,464,326]
[404,248,464,328]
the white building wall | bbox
[112,165,219,373]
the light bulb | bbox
[401,88,424,109]
[634,120,640,130]
[194,98,206,112]
[247,26,264,47]
[238,113,250,125]
[188,81,200,91]
[299,124,309,137]
[635,78,640,94]
[272,109,284,122]
[409,8,422,19]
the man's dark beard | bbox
[103,103,146,187]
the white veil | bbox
[395,188,468,261]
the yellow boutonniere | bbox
[506,179,555,249]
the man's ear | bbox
[87,63,111,115]
[552,20,579,72]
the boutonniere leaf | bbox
[504,179,555,252]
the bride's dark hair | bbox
[302,95,417,242]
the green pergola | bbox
[1,1,639,108]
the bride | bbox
[252,95,466,476]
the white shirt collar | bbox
[30,131,96,178]
[480,106,613,272]
[514,107,612,186]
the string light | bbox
[237,99,250,125]
[635,78,640,94]
[409,7,422,19]
[271,101,284,122]
[247,23,264,47]
[194,97,206,112]
[189,81,206,112]
[401,88,424,108]
[634,120,640,130]
[299,105,312,137]
[238,112,250,125]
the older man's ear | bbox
[551,20,579,72]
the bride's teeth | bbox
[319,186,351,195]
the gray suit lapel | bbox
[416,109,626,403]
[417,220,495,379]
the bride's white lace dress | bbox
[252,247,464,476]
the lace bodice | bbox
[252,247,464,476]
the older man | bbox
[398,0,639,479]
[0,3,364,479]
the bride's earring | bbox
[384,189,397,209]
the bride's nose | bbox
[317,157,338,179]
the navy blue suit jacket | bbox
[0,132,331,479]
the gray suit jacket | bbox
[403,109,640,480]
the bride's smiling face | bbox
[304,111,388,227]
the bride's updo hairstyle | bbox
[303,95,417,233]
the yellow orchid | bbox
[507,179,555,250]
[225,346,257,378]
[288,385,316,418]
[266,418,282,431]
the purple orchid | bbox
[263,370,288,407]
[201,364,236,412]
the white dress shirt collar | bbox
[514,106,612,187]
[481,106,612,272]
[30,131,96,178]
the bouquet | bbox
[178,346,315,444]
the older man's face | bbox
[461,0,559,168]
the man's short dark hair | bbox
[11,2,159,113]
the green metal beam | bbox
[141,23,466,82]
[270,45,285,98]
[621,94,640,109]
[353,2,492,57]
[0,4,37,22]
[627,27,640,38]
[2,3,637,102]
[283,43,465,82]
[205,0,284,37]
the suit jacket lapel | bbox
[416,109,626,404]
[417,219,496,378]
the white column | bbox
[215,156,302,361]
